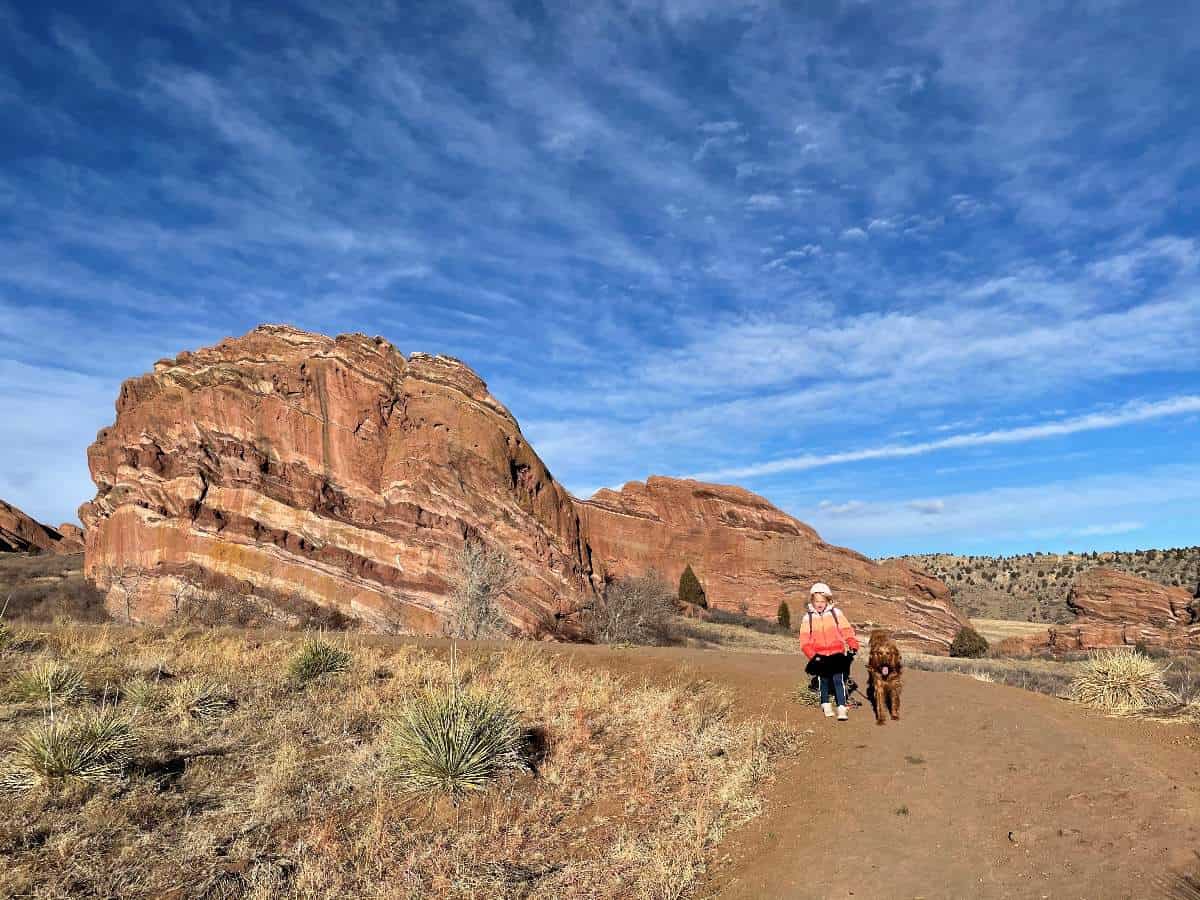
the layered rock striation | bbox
[575,478,966,652]
[81,326,592,632]
[1010,568,1200,653]
[0,499,84,554]
[82,325,964,649]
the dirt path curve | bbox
[549,645,1200,900]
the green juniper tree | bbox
[678,565,707,608]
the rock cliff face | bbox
[82,325,964,649]
[575,478,966,652]
[0,499,84,554]
[1010,568,1200,653]
[81,325,592,632]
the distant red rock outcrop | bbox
[81,325,964,649]
[1012,568,1199,653]
[575,478,966,652]
[0,499,84,555]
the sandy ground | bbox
[531,643,1200,900]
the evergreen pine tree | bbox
[678,565,707,608]
[777,600,791,630]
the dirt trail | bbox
[546,645,1200,900]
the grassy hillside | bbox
[0,624,799,898]
[893,546,1200,622]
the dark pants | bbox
[819,670,848,706]
[807,652,852,706]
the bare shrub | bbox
[444,541,517,640]
[585,572,673,645]
[172,586,258,628]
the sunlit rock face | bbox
[82,325,963,650]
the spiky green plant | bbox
[122,675,165,711]
[1,708,135,793]
[172,678,236,724]
[287,636,351,684]
[8,660,85,705]
[1069,648,1179,713]
[385,689,525,794]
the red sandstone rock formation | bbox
[575,478,966,652]
[0,499,83,554]
[1009,568,1200,653]
[81,325,593,632]
[82,325,964,649]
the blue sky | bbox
[2,0,1198,557]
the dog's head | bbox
[868,630,902,672]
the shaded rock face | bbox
[83,325,963,650]
[0,499,84,555]
[574,478,966,652]
[82,325,593,632]
[1013,568,1200,653]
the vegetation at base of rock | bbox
[678,564,707,608]
[287,636,351,684]
[585,572,674,645]
[949,626,989,658]
[443,541,518,640]
[0,623,797,898]
[1068,648,1180,713]
[777,601,791,630]
[1,707,135,793]
[896,545,1200,622]
[385,689,525,794]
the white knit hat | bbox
[810,582,832,596]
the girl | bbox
[800,582,859,721]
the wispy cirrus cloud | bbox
[690,395,1200,481]
[0,0,1197,555]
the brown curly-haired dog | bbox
[867,630,903,725]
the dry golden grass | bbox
[0,624,800,899]
[664,616,797,654]
[969,618,1051,644]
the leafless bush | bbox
[443,541,518,640]
[171,586,258,628]
[585,572,673,645]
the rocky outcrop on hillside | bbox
[81,325,594,633]
[82,325,964,649]
[1008,568,1200,653]
[575,478,966,652]
[0,499,84,554]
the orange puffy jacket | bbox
[799,605,859,659]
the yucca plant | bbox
[122,675,166,711]
[385,689,525,794]
[1,708,136,793]
[172,678,236,724]
[1069,648,1179,713]
[8,660,85,705]
[287,636,351,685]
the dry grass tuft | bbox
[1,707,135,793]
[170,677,236,725]
[1068,648,1180,714]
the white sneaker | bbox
[821,703,834,718]
[836,705,849,721]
